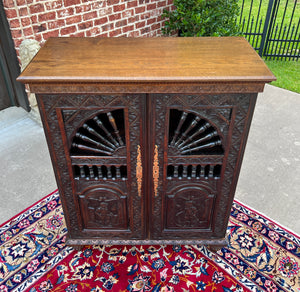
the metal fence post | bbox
[258,0,275,56]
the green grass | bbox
[238,0,300,93]
[264,59,300,93]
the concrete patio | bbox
[0,84,299,235]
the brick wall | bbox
[3,0,174,57]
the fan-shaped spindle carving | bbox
[82,123,116,150]
[171,112,188,145]
[72,142,113,156]
[181,140,222,154]
[93,116,119,148]
[107,112,124,146]
[180,130,218,151]
[175,116,201,147]
[75,133,115,153]
[177,122,210,149]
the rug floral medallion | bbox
[0,190,299,292]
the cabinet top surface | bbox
[18,37,275,84]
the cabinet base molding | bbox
[66,236,227,248]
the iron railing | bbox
[239,0,299,60]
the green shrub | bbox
[162,0,241,37]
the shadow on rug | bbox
[0,190,299,292]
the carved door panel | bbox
[37,94,147,241]
[149,93,256,240]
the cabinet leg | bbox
[206,244,224,252]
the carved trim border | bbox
[28,81,266,94]
[66,237,227,246]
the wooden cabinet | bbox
[18,37,275,249]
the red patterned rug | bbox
[0,190,299,292]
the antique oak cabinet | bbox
[18,37,275,249]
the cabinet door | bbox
[149,93,257,241]
[37,94,147,243]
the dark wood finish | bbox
[18,37,275,248]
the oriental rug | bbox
[0,190,299,292]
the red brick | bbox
[101,23,114,32]
[109,28,122,37]
[91,2,106,9]
[34,34,42,43]
[65,0,80,6]
[43,29,59,40]
[94,17,108,26]
[23,26,34,36]
[147,17,156,25]
[60,25,77,35]
[128,30,140,37]
[45,1,63,10]
[2,0,14,8]
[33,24,47,33]
[30,15,37,23]
[135,6,145,14]
[140,12,151,19]
[116,19,127,28]
[86,27,100,36]
[66,15,82,25]
[107,0,119,5]
[147,3,156,10]
[70,31,85,37]
[75,3,91,13]
[13,38,23,48]
[29,3,45,14]
[48,19,65,30]
[83,11,97,21]
[127,0,138,8]
[157,0,167,7]
[151,23,160,31]
[57,7,74,18]
[122,9,134,18]
[10,29,22,39]
[16,0,26,5]
[38,12,56,22]
[98,32,109,37]
[99,7,113,16]
[18,7,29,17]
[122,25,134,33]
[78,21,93,30]
[21,17,31,27]
[109,13,121,21]
[113,3,125,12]
[5,8,17,18]
[128,15,139,23]
[135,21,145,29]
[9,19,20,28]
[141,27,150,34]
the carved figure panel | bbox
[79,187,127,230]
[165,186,215,230]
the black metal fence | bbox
[239,0,299,60]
